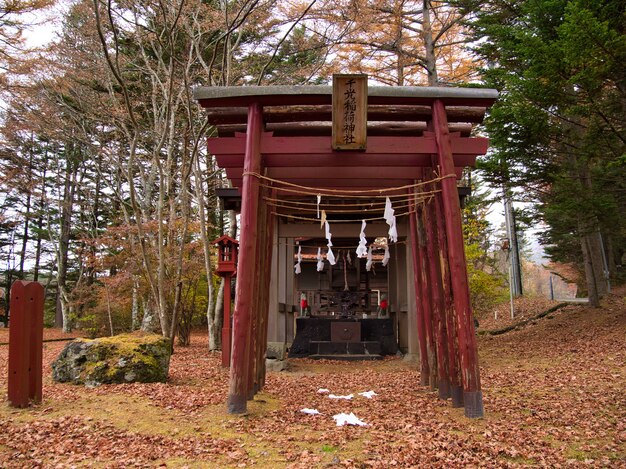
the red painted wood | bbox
[221,277,232,368]
[423,171,450,400]
[8,281,44,408]
[228,103,263,414]
[258,190,275,390]
[248,195,267,398]
[8,281,30,408]
[208,135,488,157]
[215,152,478,169]
[28,282,44,403]
[268,166,424,180]
[408,193,430,386]
[256,194,271,393]
[199,95,496,109]
[432,99,483,418]
[434,186,463,407]
[417,207,437,390]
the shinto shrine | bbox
[194,80,498,418]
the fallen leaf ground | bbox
[1,292,625,468]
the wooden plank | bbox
[205,105,486,125]
[215,122,473,138]
[208,135,488,157]
[332,75,368,150]
[228,103,263,414]
[8,281,30,408]
[215,153,477,169]
[432,99,483,418]
[28,281,44,403]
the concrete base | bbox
[463,390,484,418]
[438,379,451,400]
[266,342,287,360]
[451,385,464,408]
[227,394,247,414]
[266,358,289,372]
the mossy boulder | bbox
[52,333,171,387]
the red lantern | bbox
[379,299,388,310]
[212,235,239,277]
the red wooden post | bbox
[417,206,437,390]
[408,190,430,386]
[257,188,275,391]
[248,195,267,398]
[8,281,44,407]
[228,102,263,414]
[434,189,464,408]
[423,175,450,400]
[432,99,483,418]
[221,277,232,368]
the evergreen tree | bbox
[472,0,626,305]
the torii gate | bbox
[195,84,498,418]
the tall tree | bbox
[473,0,626,305]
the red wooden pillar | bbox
[434,189,464,408]
[423,171,450,400]
[249,191,268,398]
[228,102,263,414]
[408,188,430,387]
[432,99,483,418]
[221,277,232,368]
[8,281,44,408]
[257,188,275,390]
[416,206,438,390]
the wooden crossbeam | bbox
[204,105,486,125]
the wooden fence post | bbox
[8,281,44,408]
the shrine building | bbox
[194,79,498,419]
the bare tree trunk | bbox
[131,278,139,330]
[580,232,599,307]
[422,0,438,86]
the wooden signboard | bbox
[332,74,368,150]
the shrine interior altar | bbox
[289,317,398,359]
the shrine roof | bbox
[193,85,498,107]
[195,85,498,193]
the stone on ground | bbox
[52,333,171,387]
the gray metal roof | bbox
[193,85,498,101]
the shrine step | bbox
[309,341,382,356]
[309,354,384,361]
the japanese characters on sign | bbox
[332,74,367,150]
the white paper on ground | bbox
[300,408,320,415]
[317,388,330,394]
[328,394,353,400]
[332,412,368,427]
[358,391,378,399]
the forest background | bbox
[0,0,623,348]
